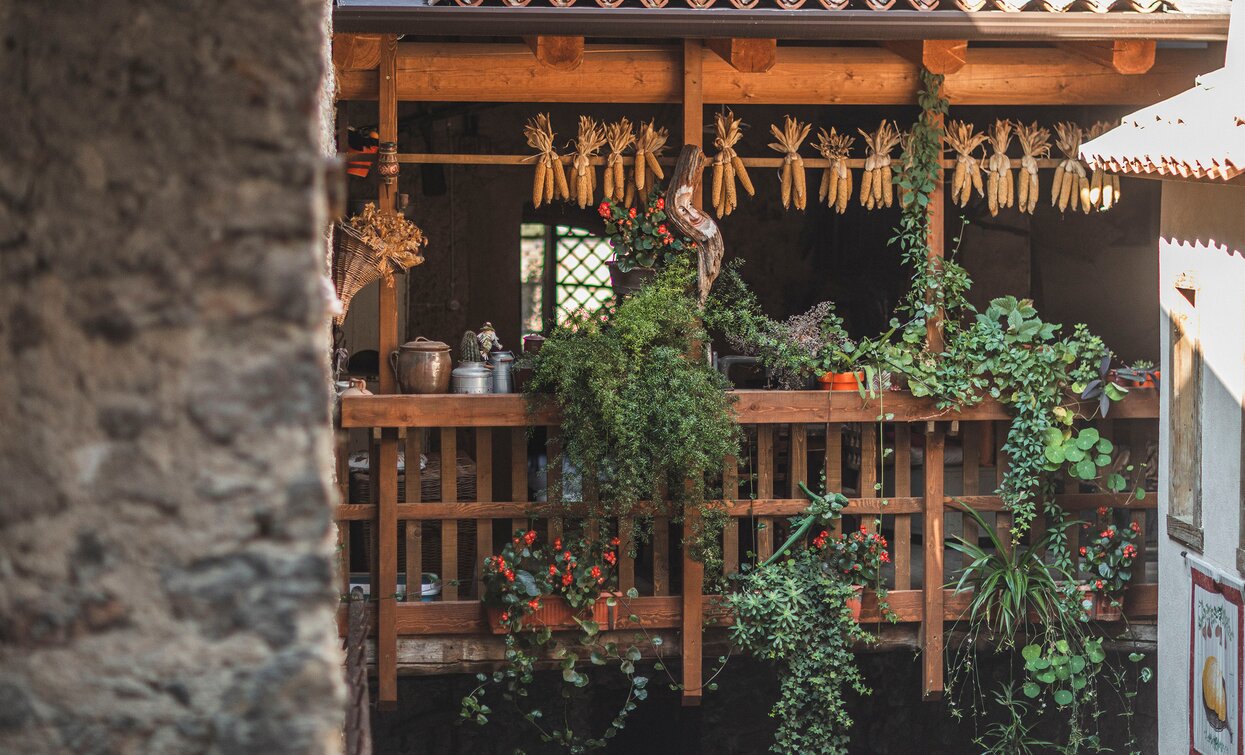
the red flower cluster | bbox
[812,529,829,549]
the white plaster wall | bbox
[1157,181,1245,754]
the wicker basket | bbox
[332,222,390,326]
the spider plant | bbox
[947,503,1074,643]
[974,682,1056,755]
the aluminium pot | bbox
[452,361,492,394]
[390,337,452,394]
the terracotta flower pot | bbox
[844,584,865,622]
[1078,585,1124,622]
[818,371,864,391]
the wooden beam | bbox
[1058,40,1157,75]
[881,40,968,75]
[336,42,1216,105]
[523,35,584,71]
[333,33,382,72]
[376,34,398,396]
[706,38,777,73]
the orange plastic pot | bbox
[487,594,613,635]
[845,584,865,622]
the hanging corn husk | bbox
[603,118,636,205]
[1014,121,1051,215]
[985,120,1015,217]
[632,120,669,196]
[858,121,901,210]
[710,110,755,218]
[571,116,606,210]
[946,120,988,209]
[813,127,854,215]
[1086,121,1122,211]
[523,114,569,208]
[768,116,812,211]
[1051,122,1090,214]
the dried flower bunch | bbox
[631,120,668,195]
[768,116,812,211]
[859,120,900,209]
[1015,121,1051,215]
[985,119,1016,216]
[1086,121,1122,211]
[347,202,427,284]
[946,120,988,208]
[813,127,854,215]
[571,116,605,209]
[603,118,636,205]
[1052,121,1091,214]
[524,113,569,208]
[711,110,755,218]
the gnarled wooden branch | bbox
[665,145,723,306]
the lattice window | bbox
[553,225,612,323]
[520,224,613,332]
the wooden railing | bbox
[336,389,1159,706]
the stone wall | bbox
[0,2,343,753]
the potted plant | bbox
[824,525,893,620]
[1077,510,1140,622]
[480,529,619,634]
[598,188,696,296]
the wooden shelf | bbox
[340,388,1159,428]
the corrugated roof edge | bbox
[332,4,1230,41]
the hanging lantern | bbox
[377,141,399,186]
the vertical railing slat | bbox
[825,423,843,538]
[994,420,1012,552]
[722,454,739,577]
[859,423,878,533]
[377,427,399,706]
[441,428,459,602]
[510,427,528,544]
[756,425,775,561]
[405,429,422,603]
[475,429,493,598]
[894,423,912,591]
[922,423,945,700]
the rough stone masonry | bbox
[0,2,344,753]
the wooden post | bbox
[680,38,705,707]
[925,95,946,354]
[893,423,912,590]
[922,423,945,700]
[375,38,401,708]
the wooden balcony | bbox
[336,389,1159,706]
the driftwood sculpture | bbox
[665,145,724,306]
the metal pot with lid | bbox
[390,337,452,394]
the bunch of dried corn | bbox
[523,114,570,208]
[570,116,606,209]
[768,116,812,211]
[1014,121,1050,215]
[1051,122,1090,213]
[632,120,668,196]
[813,127,854,214]
[946,120,988,208]
[602,118,636,205]
[710,110,755,218]
[1086,121,1122,211]
[985,119,1015,217]
[858,120,900,209]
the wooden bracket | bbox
[881,40,967,75]
[1057,40,1156,75]
[706,38,777,73]
[333,33,382,73]
[523,35,584,71]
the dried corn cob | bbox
[813,127,855,215]
[571,116,606,209]
[858,121,901,210]
[946,120,989,209]
[1014,121,1050,215]
[1086,121,1121,211]
[985,120,1015,217]
[523,113,566,208]
[768,116,812,210]
[711,110,753,218]
[604,118,635,204]
[1052,122,1089,213]
[632,120,669,195]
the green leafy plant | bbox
[598,187,695,272]
[1020,637,1106,708]
[527,262,739,567]
[825,525,892,586]
[462,530,652,750]
[1078,512,1141,599]
[727,486,872,755]
[1042,427,1128,493]
[974,682,1056,755]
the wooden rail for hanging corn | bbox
[524,113,569,208]
[571,116,605,209]
[859,120,900,210]
[1015,121,1050,215]
[768,116,812,211]
[985,119,1015,217]
[710,110,754,218]
[947,120,988,209]
[603,118,635,205]
[1086,121,1122,211]
[1051,122,1091,214]
[632,120,668,198]
[813,127,854,215]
